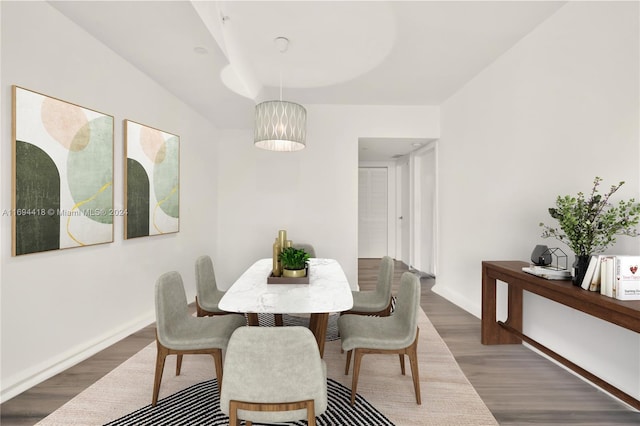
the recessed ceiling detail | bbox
[215,1,396,98]
[50,1,566,129]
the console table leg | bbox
[481,264,521,345]
[504,285,523,336]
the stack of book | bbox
[580,255,640,300]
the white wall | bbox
[436,2,640,399]
[215,105,439,291]
[0,2,220,401]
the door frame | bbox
[411,141,438,275]
[358,139,438,273]
[396,158,410,266]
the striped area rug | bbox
[35,308,498,426]
[105,378,393,426]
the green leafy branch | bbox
[279,247,310,270]
[539,177,640,256]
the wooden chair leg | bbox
[152,342,168,406]
[345,350,352,374]
[350,349,364,405]
[212,350,223,393]
[307,400,316,426]
[229,400,240,425]
[399,353,405,375]
[176,354,183,375]
[409,328,421,404]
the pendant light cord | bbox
[275,36,288,102]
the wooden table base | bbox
[309,313,329,358]
[244,312,330,358]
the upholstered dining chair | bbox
[338,271,421,405]
[195,255,230,317]
[292,243,316,258]
[153,271,246,406]
[343,255,395,317]
[220,326,327,426]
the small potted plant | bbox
[539,177,640,285]
[280,246,310,278]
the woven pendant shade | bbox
[254,100,307,151]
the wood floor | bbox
[2,258,639,425]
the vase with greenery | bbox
[279,246,310,278]
[539,177,640,286]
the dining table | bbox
[219,257,353,357]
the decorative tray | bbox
[267,267,310,284]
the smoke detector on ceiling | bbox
[274,37,289,53]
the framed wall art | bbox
[124,120,180,239]
[11,86,114,256]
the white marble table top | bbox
[219,258,353,314]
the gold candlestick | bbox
[272,240,282,277]
[278,230,287,254]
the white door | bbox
[358,167,388,258]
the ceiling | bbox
[49,1,565,160]
[358,138,437,163]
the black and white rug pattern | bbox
[104,378,394,426]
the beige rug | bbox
[36,309,497,425]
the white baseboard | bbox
[430,283,481,319]
[1,311,155,403]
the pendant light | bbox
[254,37,307,152]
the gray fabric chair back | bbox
[155,271,189,348]
[220,326,327,423]
[376,255,394,301]
[195,255,223,303]
[292,243,316,258]
[391,272,421,345]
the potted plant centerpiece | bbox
[539,177,640,285]
[280,246,310,278]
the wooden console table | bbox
[481,260,640,410]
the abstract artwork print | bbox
[124,120,179,239]
[12,86,114,256]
